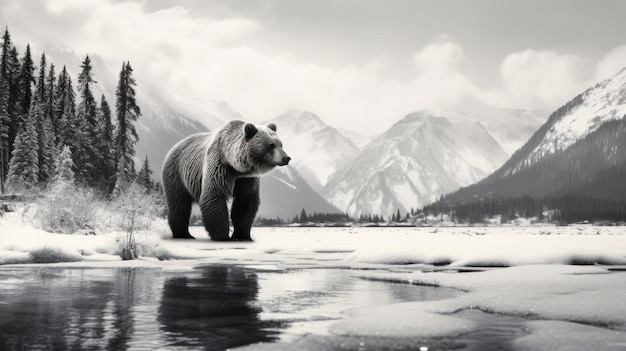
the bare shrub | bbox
[110,183,164,260]
[34,181,100,234]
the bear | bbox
[161,120,290,241]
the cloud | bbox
[2,0,626,134]
[595,45,626,81]
[407,41,483,108]
[413,41,464,73]
[491,49,590,109]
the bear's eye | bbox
[267,143,276,151]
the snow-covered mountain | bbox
[322,109,509,217]
[338,128,377,149]
[266,110,359,191]
[508,67,626,175]
[462,106,546,155]
[445,67,626,202]
[258,166,341,219]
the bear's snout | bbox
[273,147,290,166]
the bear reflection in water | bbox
[0,266,279,350]
[158,266,281,349]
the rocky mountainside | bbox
[322,109,509,217]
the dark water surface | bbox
[0,265,529,350]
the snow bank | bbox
[513,321,626,351]
[344,226,626,266]
[355,265,626,331]
[2,222,626,267]
[0,221,218,265]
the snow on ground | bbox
[2,212,626,349]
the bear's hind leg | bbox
[166,190,195,239]
[231,177,260,241]
[163,165,195,239]
[200,192,231,241]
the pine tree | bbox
[0,28,12,78]
[32,53,55,184]
[6,114,39,191]
[44,63,55,130]
[300,208,308,223]
[0,76,8,193]
[114,61,141,191]
[53,66,69,143]
[53,145,75,184]
[0,28,12,192]
[136,155,153,192]
[35,53,46,101]
[60,76,77,150]
[16,44,35,127]
[97,94,116,193]
[74,55,99,186]
[1,29,21,190]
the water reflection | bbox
[0,267,279,351]
[158,266,280,350]
[0,265,519,351]
[0,269,127,350]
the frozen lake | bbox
[1,226,626,349]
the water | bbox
[0,265,528,350]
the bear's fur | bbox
[162,120,290,241]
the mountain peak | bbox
[267,111,359,191]
[322,108,509,217]
[275,109,326,131]
[443,65,626,205]
[512,65,626,173]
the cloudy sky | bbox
[1,0,626,134]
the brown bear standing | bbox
[162,120,290,241]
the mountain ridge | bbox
[438,67,626,205]
[265,109,359,191]
[322,108,509,217]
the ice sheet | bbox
[331,301,477,338]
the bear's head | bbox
[240,122,290,175]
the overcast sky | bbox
[2,0,626,134]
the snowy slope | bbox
[510,67,626,175]
[463,107,546,155]
[258,166,341,219]
[322,109,509,217]
[266,110,359,191]
[444,67,626,202]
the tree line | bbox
[422,195,626,224]
[254,208,415,226]
[0,28,154,196]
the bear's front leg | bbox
[199,190,231,241]
[231,177,260,241]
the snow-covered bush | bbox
[34,183,100,234]
[110,183,164,260]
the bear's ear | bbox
[267,123,277,132]
[244,123,258,139]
